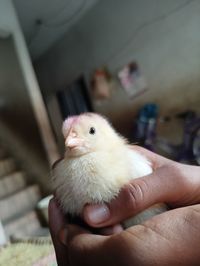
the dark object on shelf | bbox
[133,103,158,151]
[57,76,93,119]
[175,111,200,164]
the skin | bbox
[49,146,200,266]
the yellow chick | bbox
[52,113,167,226]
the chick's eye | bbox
[89,127,96,135]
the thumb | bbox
[49,198,69,266]
[83,163,187,227]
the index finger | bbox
[129,145,171,168]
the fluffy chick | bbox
[52,113,166,226]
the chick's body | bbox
[52,113,166,225]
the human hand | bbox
[83,146,200,228]
[49,146,200,265]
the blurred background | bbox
[0,0,199,263]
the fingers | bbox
[130,145,171,168]
[98,224,123,235]
[49,197,122,266]
[57,205,200,266]
[61,224,109,266]
[48,198,68,266]
[83,164,188,227]
[59,224,90,246]
[138,204,200,264]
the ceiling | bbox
[13,0,98,60]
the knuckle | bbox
[124,181,146,211]
[166,162,190,190]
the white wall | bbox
[35,0,200,136]
[0,0,59,165]
[0,38,52,188]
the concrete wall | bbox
[0,0,60,189]
[35,0,200,138]
[0,37,48,185]
[0,0,59,166]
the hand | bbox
[49,146,200,265]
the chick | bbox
[52,113,167,226]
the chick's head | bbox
[62,113,125,157]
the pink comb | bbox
[62,115,79,137]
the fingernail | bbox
[112,224,123,234]
[87,204,110,224]
[59,228,68,246]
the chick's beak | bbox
[65,133,83,149]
